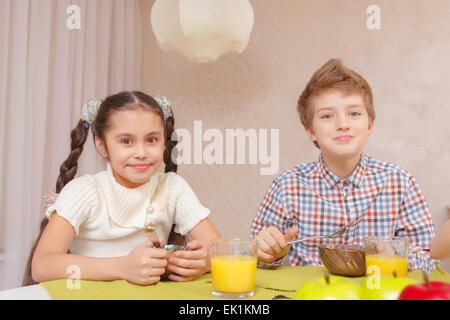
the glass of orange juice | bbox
[210,238,258,298]
[364,237,409,277]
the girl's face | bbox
[306,89,374,162]
[95,108,165,188]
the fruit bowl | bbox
[319,244,366,277]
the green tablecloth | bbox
[41,264,450,300]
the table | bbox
[1,265,449,300]
[0,284,51,300]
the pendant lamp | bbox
[151,0,254,63]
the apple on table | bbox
[294,274,361,300]
[398,271,450,300]
[361,274,418,300]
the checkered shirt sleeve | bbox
[251,179,293,239]
[396,175,436,273]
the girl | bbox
[23,91,221,286]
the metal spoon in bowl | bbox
[257,216,365,270]
[286,216,364,245]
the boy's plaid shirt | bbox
[251,153,437,273]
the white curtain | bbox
[0,0,142,290]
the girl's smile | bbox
[127,163,153,170]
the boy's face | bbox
[306,89,374,161]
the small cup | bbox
[364,237,409,277]
[161,244,187,281]
[210,238,258,299]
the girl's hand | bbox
[166,240,209,282]
[120,240,169,286]
[255,226,298,263]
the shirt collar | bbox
[317,153,366,189]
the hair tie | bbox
[42,189,59,210]
[154,95,173,122]
[81,98,103,127]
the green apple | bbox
[361,275,418,300]
[294,275,361,300]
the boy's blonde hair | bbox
[297,59,375,148]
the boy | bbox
[251,59,436,273]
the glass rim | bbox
[210,237,258,245]
[363,236,409,242]
[163,244,186,251]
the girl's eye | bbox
[121,139,132,144]
[320,114,333,119]
[349,112,362,117]
[148,137,158,143]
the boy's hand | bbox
[121,240,169,286]
[375,242,396,255]
[255,226,298,263]
[166,240,209,282]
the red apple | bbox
[398,271,450,300]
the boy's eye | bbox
[320,114,333,119]
[349,112,362,117]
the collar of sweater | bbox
[102,162,160,228]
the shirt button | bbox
[147,206,154,214]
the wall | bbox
[140,0,450,271]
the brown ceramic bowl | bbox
[319,244,366,277]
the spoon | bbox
[145,227,192,251]
[258,216,365,270]
[286,217,364,245]
[145,226,162,248]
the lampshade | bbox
[151,0,254,63]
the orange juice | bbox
[365,254,408,277]
[211,255,257,293]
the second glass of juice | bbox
[364,237,409,277]
[210,238,258,298]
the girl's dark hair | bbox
[23,91,180,286]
